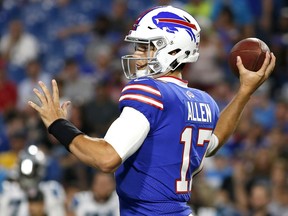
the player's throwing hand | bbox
[237,51,276,95]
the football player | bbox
[0,145,66,216]
[70,172,119,216]
[28,5,276,216]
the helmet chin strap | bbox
[134,59,173,79]
[135,68,163,79]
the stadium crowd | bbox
[0,0,288,215]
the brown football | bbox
[228,38,270,78]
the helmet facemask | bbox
[121,36,168,79]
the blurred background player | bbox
[70,171,119,216]
[27,190,46,216]
[0,145,66,216]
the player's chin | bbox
[136,64,148,70]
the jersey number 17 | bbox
[176,127,212,193]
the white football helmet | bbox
[17,145,47,191]
[121,5,201,79]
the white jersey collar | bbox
[157,76,188,88]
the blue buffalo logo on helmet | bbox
[152,11,198,42]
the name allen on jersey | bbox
[187,101,212,123]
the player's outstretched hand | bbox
[237,51,276,95]
[28,79,71,128]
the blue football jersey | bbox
[116,76,219,215]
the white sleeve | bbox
[104,107,150,162]
[205,133,219,157]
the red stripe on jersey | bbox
[122,84,161,97]
[119,93,163,110]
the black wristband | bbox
[48,119,84,152]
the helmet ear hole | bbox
[168,49,181,56]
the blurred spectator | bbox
[107,65,127,103]
[81,14,113,57]
[0,18,39,66]
[247,0,274,43]
[70,171,119,216]
[208,80,234,111]
[86,44,115,82]
[214,189,241,216]
[57,58,94,105]
[81,80,119,136]
[184,16,225,91]
[57,150,90,191]
[59,104,89,189]
[238,124,267,161]
[23,107,51,151]
[220,160,250,215]
[17,59,51,111]
[268,159,288,216]
[0,18,40,82]
[109,0,132,36]
[273,101,288,130]
[210,0,254,37]
[249,82,276,130]
[0,56,17,115]
[203,150,232,190]
[248,148,275,191]
[273,7,288,99]
[248,182,272,216]
[188,172,217,213]
[264,127,288,160]
[213,5,241,82]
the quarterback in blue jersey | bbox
[28,5,276,216]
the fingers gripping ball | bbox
[229,38,270,77]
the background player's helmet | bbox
[121,5,201,79]
[18,145,46,191]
